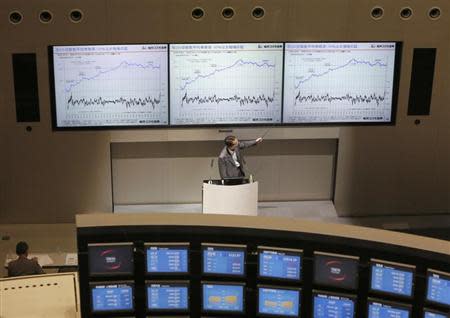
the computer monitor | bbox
[423,308,448,318]
[90,281,134,313]
[367,300,411,318]
[145,243,189,275]
[313,291,355,318]
[370,259,415,297]
[258,246,302,281]
[48,44,169,129]
[202,243,246,277]
[88,242,134,276]
[146,281,189,312]
[202,282,245,313]
[169,42,283,126]
[257,286,301,317]
[314,252,359,290]
[426,269,450,307]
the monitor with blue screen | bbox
[258,246,302,281]
[313,291,355,318]
[427,270,450,307]
[146,281,189,312]
[368,300,410,318]
[258,286,301,317]
[370,259,414,297]
[202,282,245,313]
[202,243,246,276]
[145,243,189,274]
[90,282,134,313]
[423,308,448,318]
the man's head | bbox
[16,241,29,256]
[224,135,239,151]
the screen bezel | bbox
[313,251,360,290]
[87,242,134,277]
[312,290,356,318]
[257,246,303,282]
[426,269,450,308]
[145,280,190,313]
[367,298,412,318]
[48,43,170,131]
[48,41,403,130]
[201,281,246,314]
[201,243,247,277]
[90,281,135,313]
[257,284,301,317]
[144,242,190,275]
[369,259,415,298]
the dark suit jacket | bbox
[218,139,258,179]
[7,256,45,277]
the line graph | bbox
[52,44,168,127]
[170,43,283,125]
[283,42,398,123]
[64,61,161,93]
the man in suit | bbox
[218,135,263,179]
[7,241,44,277]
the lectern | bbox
[202,178,258,216]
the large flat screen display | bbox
[370,259,414,297]
[90,282,134,313]
[258,246,302,281]
[146,282,189,312]
[258,286,301,317]
[145,243,189,274]
[427,270,450,307]
[88,242,134,276]
[202,244,246,276]
[202,283,244,313]
[49,44,169,128]
[169,43,283,126]
[313,292,355,318]
[314,252,359,290]
[283,42,401,124]
[367,300,410,318]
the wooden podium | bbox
[202,179,258,216]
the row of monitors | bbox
[90,282,449,317]
[49,42,401,128]
[87,243,450,305]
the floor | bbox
[114,201,450,241]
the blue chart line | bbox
[294,58,387,89]
[64,61,161,93]
[180,59,276,91]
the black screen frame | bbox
[88,242,134,277]
[257,284,301,317]
[144,242,190,276]
[90,281,135,314]
[367,298,412,318]
[48,43,170,131]
[145,280,190,313]
[369,259,415,298]
[201,281,246,314]
[257,246,303,282]
[313,251,360,290]
[426,269,450,309]
[201,243,247,278]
